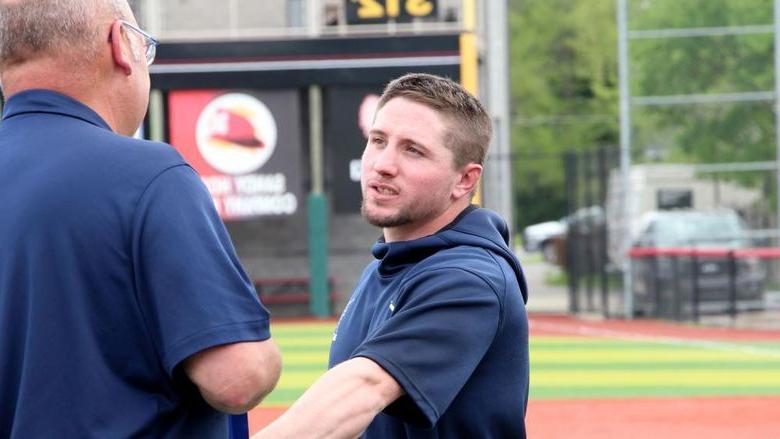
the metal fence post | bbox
[564,151,580,313]
[583,150,595,312]
[672,255,682,320]
[691,252,700,322]
[598,146,610,318]
[651,255,661,318]
[728,250,738,321]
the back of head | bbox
[0,0,129,71]
[376,73,492,169]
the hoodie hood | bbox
[371,206,528,303]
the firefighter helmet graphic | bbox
[196,93,277,175]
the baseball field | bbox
[248,315,780,437]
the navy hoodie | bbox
[330,206,529,438]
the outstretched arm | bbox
[253,357,403,439]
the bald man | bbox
[0,1,280,437]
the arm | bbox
[184,339,282,414]
[253,357,403,439]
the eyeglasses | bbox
[117,19,159,66]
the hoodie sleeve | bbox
[350,266,501,429]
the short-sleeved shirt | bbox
[0,90,271,438]
[330,207,529,438]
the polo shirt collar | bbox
[2,89,112,131]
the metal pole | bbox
[308,85,329,317]
[584,151,595,312]
[598,147,610,318]
[617,0,634,318]
[565,152,580,313]
[147,90,164,142]
[307,0,321,37]
[728,250,738,321]
[461,0,480,203]
[774,0,780,229]
[482,0,514,240]
[228,0,238,38]
[142,0,161,34]
[672,255,681,320]
[651,255,660,317]
[691,252,700,322]
[287,0,306,27]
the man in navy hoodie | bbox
[0,1,280,437]
[258,73,529,438]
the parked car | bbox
[630,209,765,316]
[522,206,606,265]
[521,220,566,262]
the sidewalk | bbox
[517,248,569,314]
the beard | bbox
[360,195,448,230]
[361,200,415,228]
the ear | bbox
[109,20,133,76]
[452,163,482,200]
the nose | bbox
[371,144,399,176]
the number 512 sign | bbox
[346,0,438,24]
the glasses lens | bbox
[145,42,156,66]
[120,20,157,66]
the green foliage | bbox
[510,0,778,229]
[509,0,618,228]
[630,0,775,167]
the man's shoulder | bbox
[88,132,188,176]
[404,245,520,299]
[103,133,183,162]
[417,244,500,274]
[400,249,499,291]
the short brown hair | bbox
[376,73,492,169]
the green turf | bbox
[260,321,780,407]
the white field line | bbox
[530,320,780,358]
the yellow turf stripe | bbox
[275,338,332,347]
[276,372,326,387]
[277,352,330,363]
[532,369,780,386]
[532,350,778,362]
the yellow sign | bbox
[346,0,437,23]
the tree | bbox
[630,0,775,169]
[509,0,618,228]
[509,0,777,229]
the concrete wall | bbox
[158,0,288,32]
[138,0,463,37]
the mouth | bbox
[368,180,399,199]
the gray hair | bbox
[0,0,130,68]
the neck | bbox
[2,59,121,133]
[383,199,471,243]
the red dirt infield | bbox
[529,314,780,341]
[527,396,780,439]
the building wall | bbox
[138,0,463,38]
[158,0,288,32]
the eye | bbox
[405,145,424,156]
[369,135,386,147]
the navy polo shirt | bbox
[0,90,271,438]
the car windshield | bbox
[653,213,748,247]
